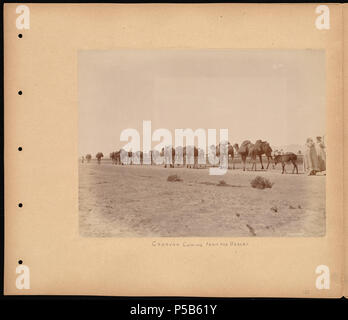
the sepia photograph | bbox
[78,49,326,238]
[5,2,346,299]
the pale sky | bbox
[78,49,325,156]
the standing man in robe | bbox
[304,138,319,176]
[315,136,326,172]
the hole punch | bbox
[18,147,22,151]
[18,91,22,95]
[18,34,23,38]
[18,260,23,265]
[18,203,23,208]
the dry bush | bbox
[271,206,278,213]
[250,176,274,189]
[167,174,182,182]
[217,180,227,186]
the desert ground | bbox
[79,160,325,237]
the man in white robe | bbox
[315,136,326,172]
[304,138,319,175]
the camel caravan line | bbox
[83,140,300,174]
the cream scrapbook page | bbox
[4,3,347,297]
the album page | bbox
[4,3,346,297]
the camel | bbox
[134,151,143,165]
[120,150,133,165]
[182,146,202,168]
[233,140,252,171]
[110,152,116,164]
[197,147,206,168]
[150,150,160,165]
[274,153,298,174]
[111,150,139,165]
[110,151,122,165]
[161,146,176,168]
[252,140,273,170]
[163,145,203,168]
[95,152,104,164]
[234,140,272,171]
[141,151,153,165]
[119,148,131,165]
[174,146,185,167]
[216,142,234,169]
[128,151,133,165]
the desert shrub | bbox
[167,174,182,182]
[271,206,278,213]
[250,176,273,189]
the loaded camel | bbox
[252,140,273,170]
[233,140,273,171]
[216,141,234,169]
[233,140,252,171]
[182,146,206,168]
[110,151,122,165]
[95,152,104,164]
[161,146,176,168]
[85,154,92,163]
[160,145,204,168]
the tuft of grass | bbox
[217,180,227,186]
[167,174,182,182]
[250,176,274,189]
[271,206,278,213]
